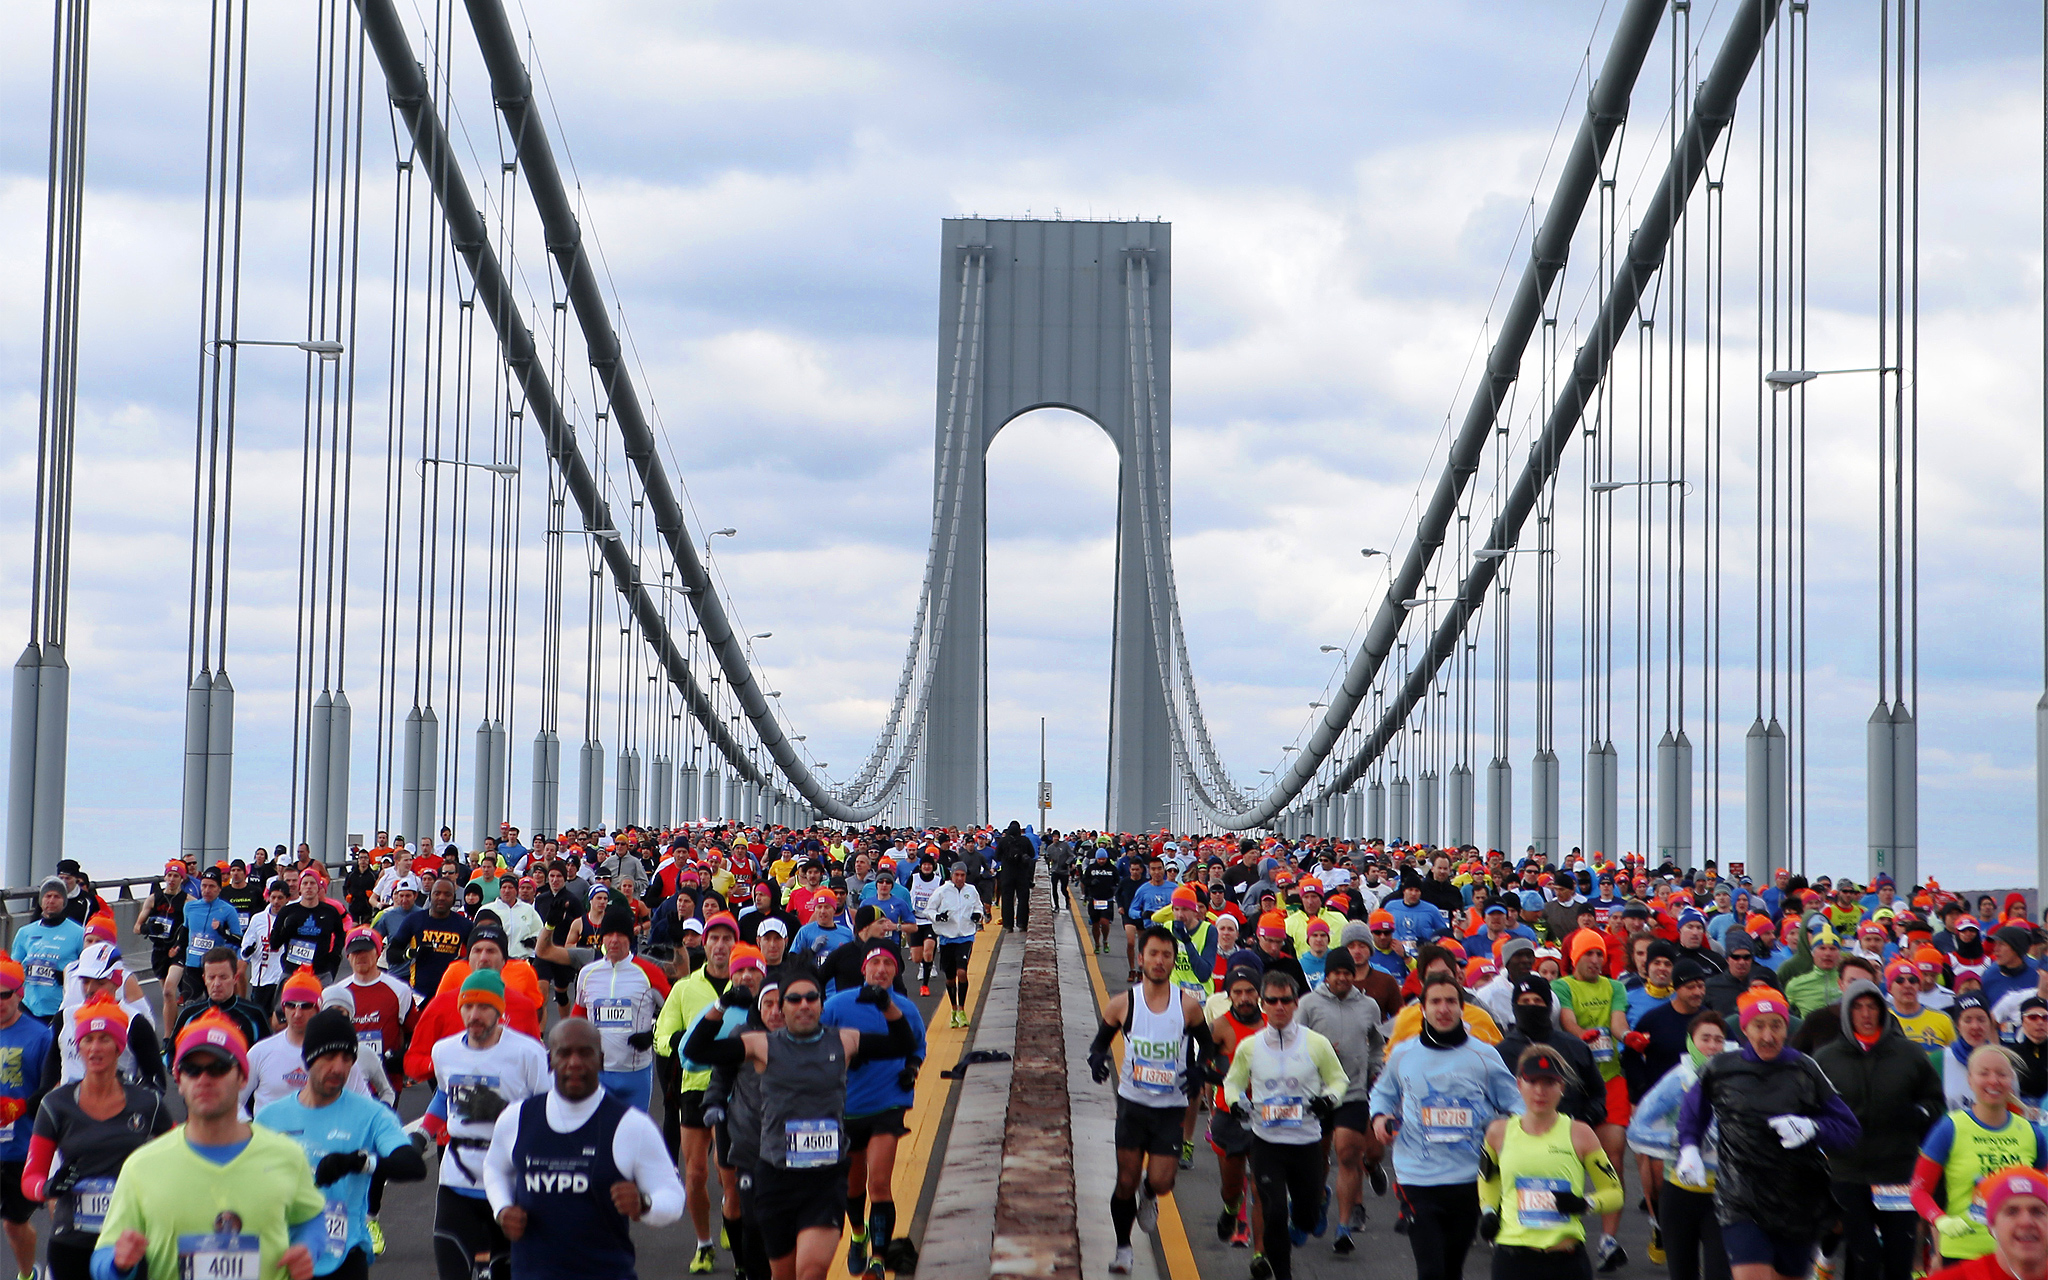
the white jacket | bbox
[928,882,984,941]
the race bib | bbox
[321,1200,349,1261]
[1092,900,1110,910]
[1514,1176,1572,1228]
[355,1028,383,1054]
[1589,1030,1614,1063]
[591,998,634,1027]
[1259,1096,1306,1127]
[22,959,55,985]
[178,1232,260,1279]
[286,938,317,967]
[786,1118,841,1168]
[1418,1106,1473,1143]
[1872,1183,1913,1214]
[69,1176,114,1234]
[1129,1062,1176,1091]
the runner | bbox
[23,999,173,1280]
[1084,847,1120,956]
[905,854,944,997]
[1550,928,1632,1269]
[325,927,416,1088]
[1207,967,1267,1259]
[821,943,925,1279]
[12,880,85,1027]
[1222,970,1349,1280]
[1370,971,1523,1280]
[423,969,553,1280]
[1477,1046,1623,1280]
[244,970,382,1116]
[1913,1044,2048,1269]
[257,1007,426,1279]
[94,1013,325,1280]
[484,1017,686,1279]
[928,863,984,1028]
[386,878,473,999]
[243,878,292,1015]
[140,863,189,1026]
[1926,1165,2048,1280]
[653,910,739,1274]
[1087,924,1217,1275]
[46,943,165,1092]
[169,946,271,1050]
[570,906,664,1111]
[1298,944,1385,1254]
[738,971,914,1280]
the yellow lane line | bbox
[1070,890,1204,1280]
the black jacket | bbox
[1811,985,1945,1184]
[1703,962,1782,1018]
[995,831,1036,886]
[1497,1021,1606,1128]
[1420,878,1464,919]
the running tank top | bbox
[1118,985,1188,1106]
[1212,1013,1264,1108]
[1941,1108,2040,1260]
[1496,1115,1587,1249]
[509,1093,635,1279]
[756,1028,848,1170]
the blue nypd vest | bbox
[509,1092,636,1279]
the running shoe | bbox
[1597,1235,1627,1273]
[1368,1160,1388,1197]
[1249,1254,1274,1280]
[865,1259,885,1280]
[1647,1225,1666,1265]
[1136,1184,1158,1237]
[1289,1223,1307,1248]
[1334,1226,1355,1255]
[1217,1207,1237,1243]
[689,1245,715,1274]
[1179,1139,1195,1170]
[1109,1245,1135,1275]
[368,1218,385,1255]
[1231,1212,1251,1249]
[1346,1203,1367,1231]
[1314,1184,1330,1238]
[847,1233,868,1274]
[920,983,930,997]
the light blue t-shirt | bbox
[256,1090,410,1274]
[183,896,244,967]
[11,918,84,1018]
[791,921,855,967]
[1367,1035,1524,1186]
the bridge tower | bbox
[922,218,1175,832]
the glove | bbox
[898,1064,921,1092]
[314,1151,373,1187]
[1578,1028,1602,1044]
[1552,1189,1589,1215]
[457,1085,509,1124]
[1310,1095,1337,1123]
[668,1029,688,1056]
[1937,1214,1975,1239]
[626,1030,655,1052]
[1622,1031,1650,1053]
[719,985,753,1011]
[1767,1114,1817,1148]
[408,1129,430,1157]
[934,911,952,924]
[702,1105,727,1129]
[857,985,892,1009]
[1478,1211,1500,1242]
[0,1098,27,1127]
[1089,1051,1112,1085]
[1230,1099,1252,1124]
[1675,1145,1706,1187]
[45,1163,81,1198]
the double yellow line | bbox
[1069,892,1203,1280]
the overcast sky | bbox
[1,1,2043,887]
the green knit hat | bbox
[459,966,506,1012]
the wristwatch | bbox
[638,1190,652,1216]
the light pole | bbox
[420,457,519,477]
[204,337,345,360]
[1764,366,1892,390]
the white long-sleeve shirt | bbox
[927,883,984,942]
[483,1087,685,1226]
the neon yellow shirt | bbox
[98,1126,326,1280]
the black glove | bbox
[1310,1095,1337,1123]
[546,894,577,931]
[719,985,754,1011]
[1552,1189,1589,1215]
[668,1028,688,1056]
[1479,1212,1500,1242]
[1089,1050,1112,1085]
[45,1163,82,1197]
[934,911,952,924]
[314,1150,372,1187]
[1230,1098,1252,1124]
[857,985,892,1009]
[457,1085,508,1124]
[408,1129,430,1157]
[702,1104,727,1128]
[626,1030,654,1052]
[897,1063,920,1091]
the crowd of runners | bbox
[1078,834,2048,1280]
[3,829,2047,1280]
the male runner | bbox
[1551,930,1632,1270]
[1207,967,1267,1256]
[904,855,944,997]
[1088,924,1217,1274]
[654,911,738,1273]
[927,863,984,1028]
[822,944,925,1278]
[244,970,380,1116]
[570,907,663,1111]
[1298,944,1385,1253]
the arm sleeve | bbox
[652,985,692,1059]
[21,1133,55,1201]
[1368,1050,1400,1118]
[483,1104,522,1216]
[1222,1036,1253,1107]
[1911,1152,1948,1221]
[1477,1135,1501,1212]
[1583,1145,1625,1215]
[682,1012,745,1069]
[1676,1076,1712,1149]
[1808,1075,1863,1151]
[1089,1019,1120,1058]
[615,1109,686,1227]
[852,1018,917,1065]
[127,1021,166,1094]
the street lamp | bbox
[1474,547,1550,560]
[1360,548,1384,559]
[708,528,737,543]
[548,526,622,541]
[1401,598,1434,609]
[204,337,345,361]
[1309,702,1327,709]
[1590,479,1692,495]
[420,457,520,477]
[750,633,773,640]
[1765,366,1892,391]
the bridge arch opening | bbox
[984,407,1122,830]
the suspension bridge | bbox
[4,0,2039,888]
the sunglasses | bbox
[178,1057,236,1079]
[1261,995,1296,1005]
[783,992,821,1005]
[282,1001,318,1012]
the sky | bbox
[1,0,2044,888]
